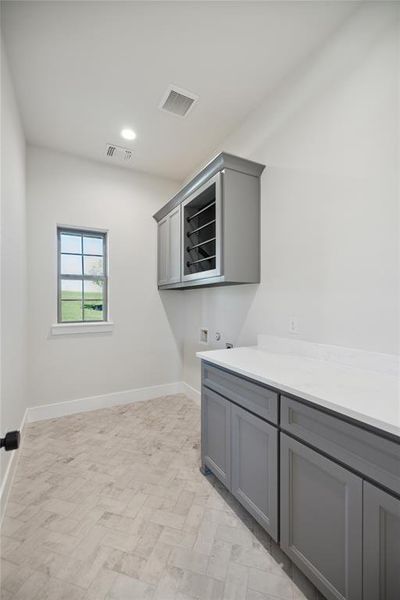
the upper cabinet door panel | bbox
[182,172,222,283]
[157,217,169,286]
[157,206,181,287]
[363,482,400,600]
[168,205,181,284]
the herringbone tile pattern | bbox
[0,394,323,600]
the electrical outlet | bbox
[289,317,298,334]
[199,328,209,344]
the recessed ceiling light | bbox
[120,128,136,141]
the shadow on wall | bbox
[222,1,398,163]
[182,284,259,390]
[159,290,185,368]
[193,284,260,346]
[160,284,260,348]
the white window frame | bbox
[52,226,113,335]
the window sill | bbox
[51,321,114,336]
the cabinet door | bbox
[157,207,181,286]
[280,434,362,600]
[157,216,169,286]
[182,172,222,282]
[231,403,278,540]
[363,482,400,600]
[201,387,231,488]
[168,205,181,284]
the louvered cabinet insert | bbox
[182,173,221,282]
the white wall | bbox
[4,1,400,416]
[27,147,183,407]
[0,43,27,511]
[183,2,400,390]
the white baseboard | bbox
[0,408,28,523]
[26,381,184,423]
[181,382,201,405]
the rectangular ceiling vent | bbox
[159,85,198,117]
[105,143,133,162]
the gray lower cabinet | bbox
[201,386,231,488]
[231,403,278,540]
[201,362,400,600]
[363,482,400,600]
[280,433,362,600]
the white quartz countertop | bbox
[196,342,400,439]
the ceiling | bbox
[1,1,355,181]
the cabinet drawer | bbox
[281,396,400,496]
[202,362,278,424]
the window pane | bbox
[84,255,104,276]
[61,300,82,322]
[83,303,104,321]
[60,233,81,254]
[83,236,103,255]
[84,280,103,300]
[58,229,107,324]
[83,281,104,320]
[61,279,82,300]
[61,254,82,275]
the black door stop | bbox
[0,431,20,452]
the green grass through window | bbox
[61,291,104,322]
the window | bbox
[57,227,108,323]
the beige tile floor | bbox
[0,394,324,600]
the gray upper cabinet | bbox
[363,482,400,600]
[231,403,278,540]
[153,152,265,289]
[157,205,181,286]
[280,433,362,600]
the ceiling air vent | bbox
[105,143,133,162]
[159,85,198,117]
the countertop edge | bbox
[196,352,400,442]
